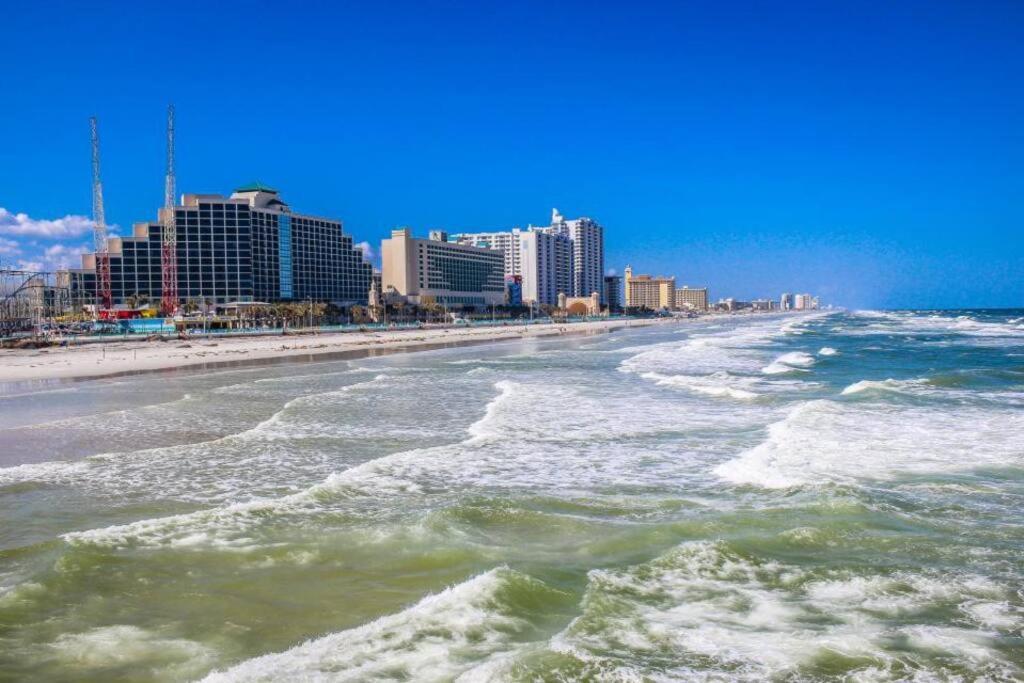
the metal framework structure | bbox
[0,266,72,336]
[160,104,178,315]
[89,116,112,310]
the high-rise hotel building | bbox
[381,228,505,307]
[67,184,371,306]
[518,229,572,306]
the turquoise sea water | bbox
[1,310,1022,681]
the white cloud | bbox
[0,237,20,255]
[42,244,89,269]
[355,240,376,262]
[15,259,44,272]
[0,207,95,238]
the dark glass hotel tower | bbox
[67,184,371,307]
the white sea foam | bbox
[51,625,216,679]
[1,373,400,502]
[715,398,1024,489]
[201,568,534,682]
[548,540,1018,681]
[849,310,1024,341]
[818,346,839,356]
[640,371,759,400]
[62,376,758,549]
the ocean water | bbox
[1,310,1022,682]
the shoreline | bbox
[0,317,682,389]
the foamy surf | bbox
[714,397,1024,489]
[641,371,759,400]
[5,309,1024,681]
[547,540,1019,681]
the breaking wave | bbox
[202,567,550,682]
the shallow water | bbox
[1,310,1022,681]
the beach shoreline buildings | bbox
[675,286,709,312]
[381,228,505,308]
[454,209,605,307]
[66,184,372,307]
[623,266,676,310]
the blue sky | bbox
[1,0,1021,308]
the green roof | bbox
[234,181,278,193]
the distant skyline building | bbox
[623,266,675,310]
[794,293,813,310]
[67,184,371,307]
[381,228,505,308]
[780,293,794,311]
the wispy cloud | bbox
[0,242,89,272]
[0,207,95,238]
[0,237,21,255]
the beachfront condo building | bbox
[381,228,506,308]
[546,209,605,304]
[518,229,572,306]
[455,230,522,278]
[675,286,709,312]
[780,293,794,310]
[66,184,372,307]
[455,209,604,305]
[624,266,676,310]
[455,226,572,307]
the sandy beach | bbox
[0,318,677,385]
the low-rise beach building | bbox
[675,286,709,312]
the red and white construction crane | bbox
[160,104,178,315]
[89,116,112,312]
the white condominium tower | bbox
[519,229,572,306]
[454,230,522,278]
[547,209,605,303]
[455,208,604,306]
